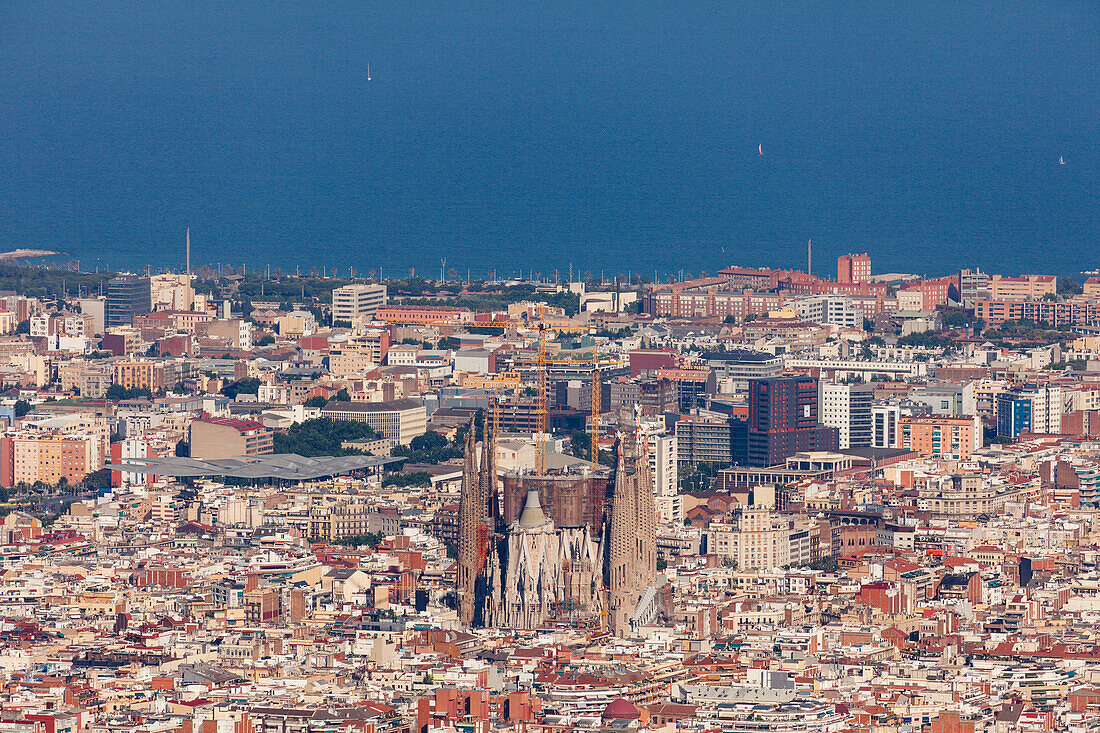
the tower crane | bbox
[365,313,607,474]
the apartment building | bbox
[190,417,274,459]
[309,501,373,542]
[819,383,873,449]
[975,297,1100,328]
[58,361,112,399]
[989,274,1057,300]
[837,253,871,284]
[791,295,864,329]
[899,415,980,460]
[114,361,162,392]
[705,507,815,570]
[0,433,103,487]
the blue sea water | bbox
[0,2,1096,279]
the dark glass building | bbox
[746,376,837,466]
[106,275,151,328]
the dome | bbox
[517,485,550,529]
[602,698,640,720]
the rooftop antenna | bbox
[807,237,812,276]
[186,227,191,276]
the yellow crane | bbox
[506,332,623,473]
[378,315,595,475]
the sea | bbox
[0,2,1097,280]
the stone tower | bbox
[456,422,498,626]
[605,421,658,635]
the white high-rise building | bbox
[1026,384,1063,435]
[640,418,681,523]
[872,403,902,448]
[819,383,874,449]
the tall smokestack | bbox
[186,228,191,276]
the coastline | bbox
[0,249,61,260]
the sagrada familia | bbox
[456,414,658,635]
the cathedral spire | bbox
[457,420,481,626]
[479,420,496,520]
[605,426,658,636]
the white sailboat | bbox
[367,63,372,82]
[1059,156,1065,165]
[758,144,763,156]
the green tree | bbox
[331,532,385,548]
[106,384,153,400]
[13,400,33,418]
[383,471,433,488]
[220,377,261,399]
[392,430,465,464]
[272,418,379,456]
[1057,278,1082,296]
[83,468,112,490]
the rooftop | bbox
[114,453,400,480]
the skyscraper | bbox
[747,376,837,466]
[106,275,151,329]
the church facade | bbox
[456,417,658,635]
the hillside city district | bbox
[4,254,1100,733]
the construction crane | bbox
[505,332,623,473]
[585,357,626,470]
[374,313,602,474]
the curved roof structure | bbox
[114,453,399,480]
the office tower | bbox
[332,283,387,323]
[997,384,1063,439]
[106,275,152,328]
[747,376,836,466]
[872,403,902,448]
